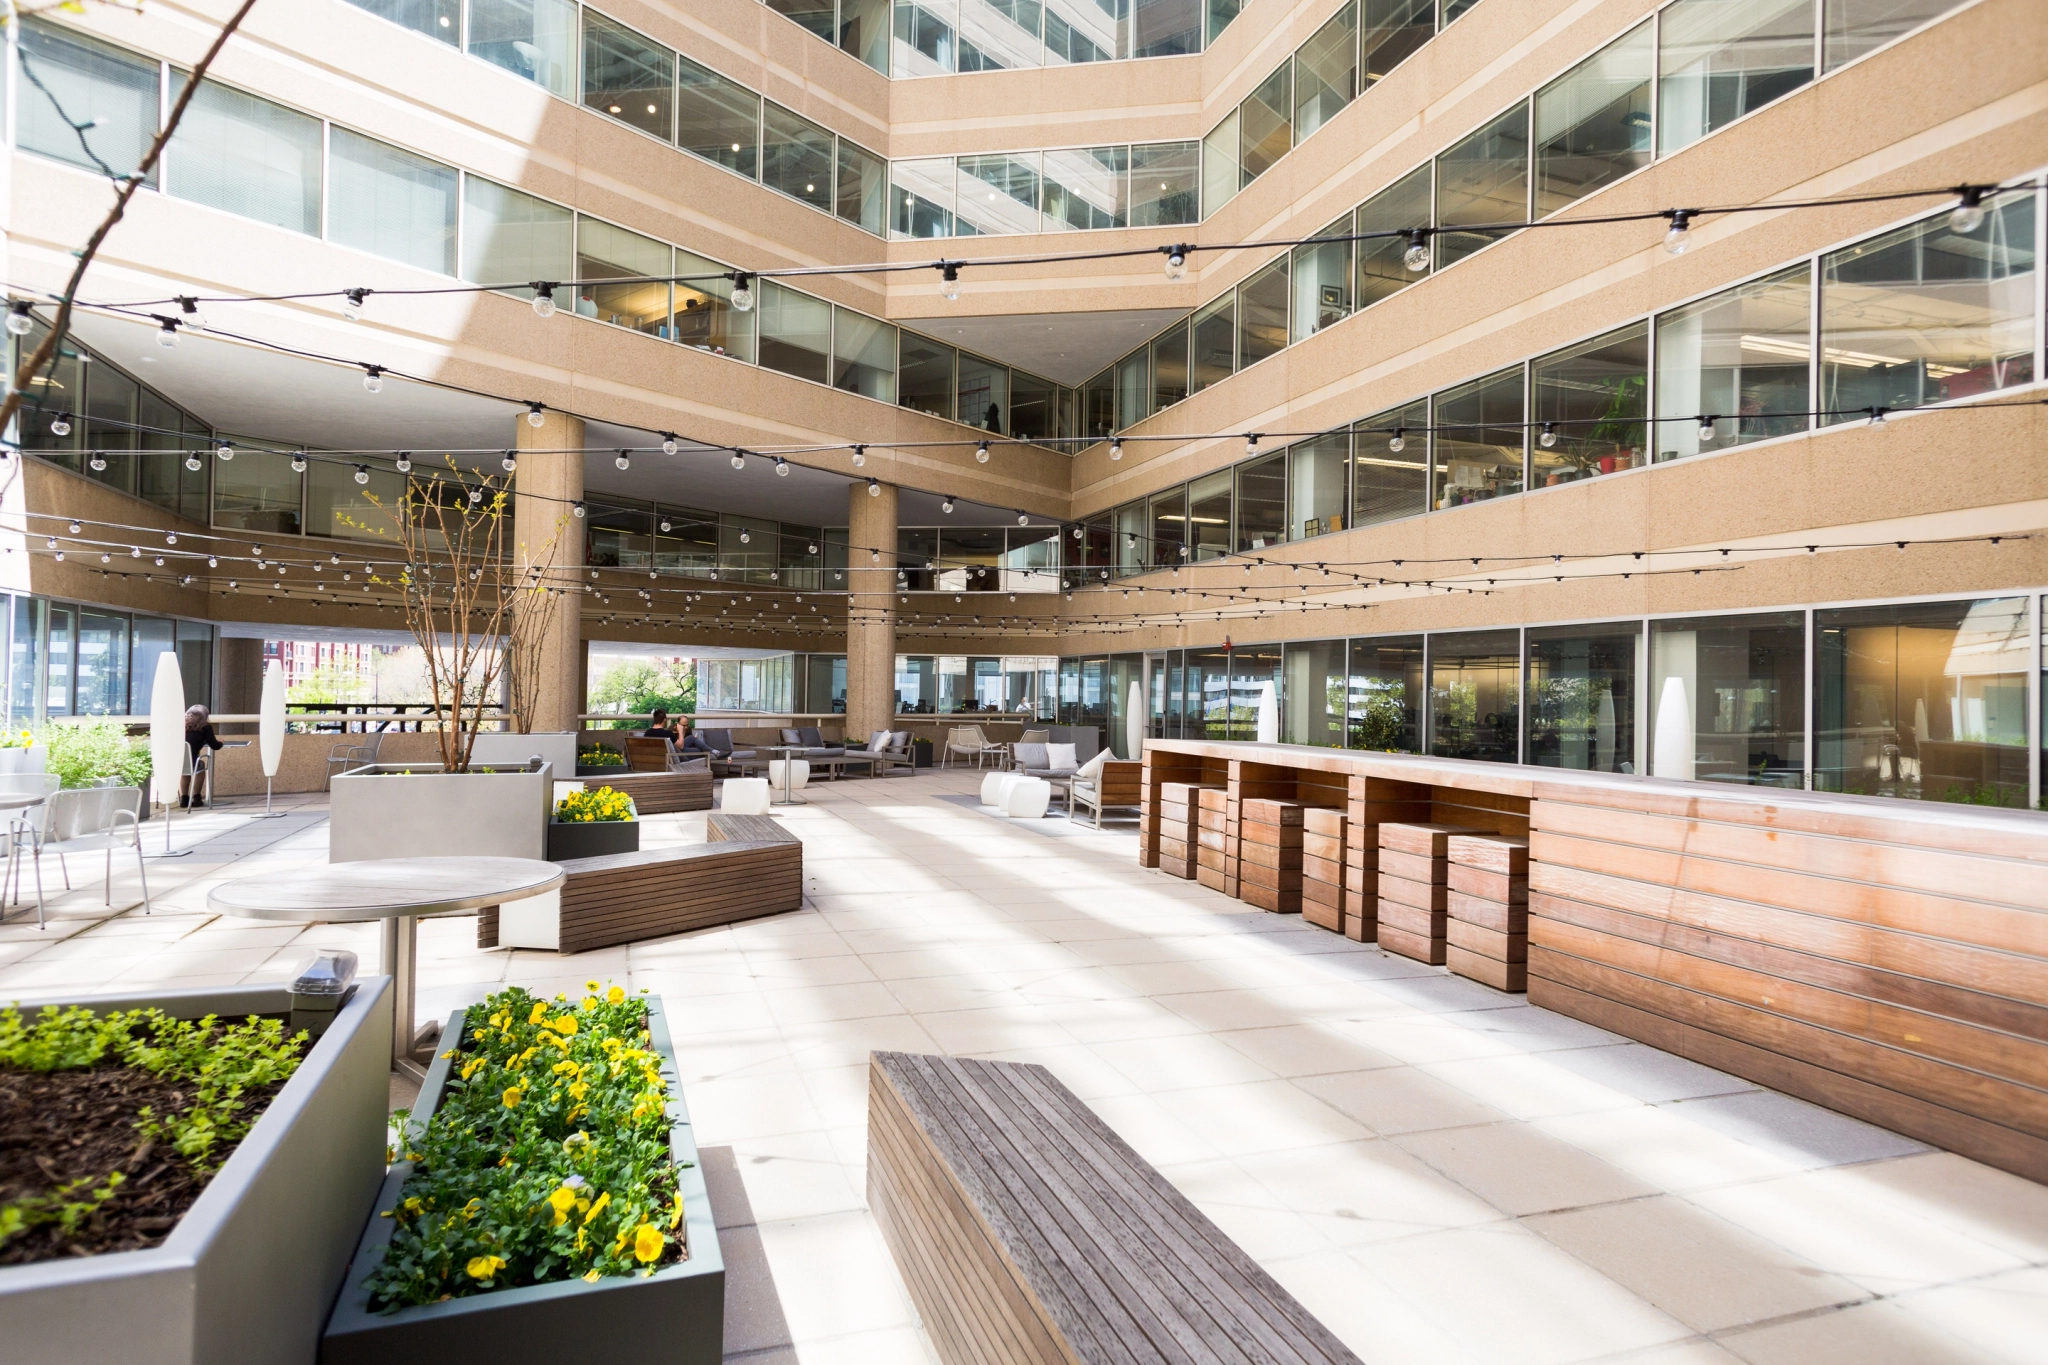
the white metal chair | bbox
[27,786,150,928]
[325,725,387,789]
[0,772,60,909]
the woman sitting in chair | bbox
[182,704,224,807]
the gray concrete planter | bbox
[0,978,393,1365]
[328,763,552,863]
[322,995,722,1363]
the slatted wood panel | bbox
[707,812,798,845]
[1241,799,1305,913]
[477,840,801,954]
[1303,808,1346,934]
[1377,823,1485,966]
[1529,781,2048,1183]
[1197,787,1233,893]
[866,1051,1364,1365]
[582,769,714,814]
[1446,833,1530,993]
[1140,752,1217,871]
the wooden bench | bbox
[478,831,800,953]
[706,812,795,844]
[868,1051,1362,1365]
[581,767,713,815]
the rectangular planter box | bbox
[321,995,722,1363]
[545,816,640,861]
[573,764,629,779]
[329,763,551,863]
[0,978,393,1365]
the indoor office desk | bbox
[207,856,565,1080]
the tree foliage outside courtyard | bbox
[588,658,696,728]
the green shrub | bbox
[42,719,152,790]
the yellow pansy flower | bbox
[607,985,626,1005]
[585,980,600,992]
[582,1191,610,1224]
[633,1223,664,1264]
[547,1014,577,1036]
[466,1254,506,1281]
[502,1086,524,1108]
[583,1268,601,1283]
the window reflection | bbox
[1429,630,1520,763]
[1361,0,1433,85]
[1293,4,1358,142]
[957,152,1042,236]
[1238,258,1289,368]
[958,355,1010,431]
[1434,367,1525,508]
[462,178,572,301]
[1291,216,1353,344]
[677,54,760,178]
[1658,0,1812,155]
[1349,636,1424,752]
[898,335,957,418]
[673,248,755,361]
[1129,142,1200,226]
[1435,105,1528,266]
[1527,623,1637,773]
[1043,147,1128,230]
[836,139,889,235]
[1655,263,1811,459]
[1352,398,1430,529]
[1357,164,1433,307]
[1190,295,1236,394]
[1535,22,1652,217]
[1651,612,1805,786]
[575,218,672,336]
[468,0,577,98]
[1187,470,1233,560]
[1151,321,1190,411]
[1239,64,1293,187]
[1289,434,1349,540]
[1531,322,1647,488]
[1235,452,1286,552]
[757,282,831,384]
[892,157,956,237]
[763,103,835,211]
[832,308,898,402]
[1284,639,1348,747]
[581,10,673,141]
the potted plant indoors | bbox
[321,985,722,1362]
[329,466,570,864]
[545,786,639,861]
[0,974,392,1365]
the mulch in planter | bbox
[0,1062,286,1266]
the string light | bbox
[939,262,962,301]
[216,441,233,461]
[1402,230,1432,271]
[941,496,954,514]
[1245,433,1259,457]
[5,301,33,336]
[1698,415,1717,442]
[290,451,308,473]
[573,501,586,517]
[341,288,368,321]
[501,451,518,473]
[176,296,206,333]
[353,464,371,485]
[1539,422,1557,448]
[730,450,745,470]
[87,451,106,471]
[660,432,678,455]
[525,402,545,428]
[615,449,631,470]
[530,282,558,318]
[395,452,412,473]
[1950,186,1987,234]
[156,317,178,347]
[48,412,71,437]
[851,444,866,468]
[976,440,990,464]
[1111,438,1123,461]
[1163,244,1189,280]
[867,478,881,497]
[774,457,789,477]
[1388,427,1405,453]
[1663,208,1694,255]
[362,365,383,394]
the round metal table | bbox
[208,856,565,1079]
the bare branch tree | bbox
[1,0,261,442]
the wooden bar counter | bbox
[1139,738,2048,1185]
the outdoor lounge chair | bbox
[851,730,917,775]
[1068,752,1143,828]
[942,724,1006,769]
[694,729,758,777]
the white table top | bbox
[0,791,46,811]
[207,856,565,922]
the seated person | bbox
[644,708,681,745]
[678,721,713,755]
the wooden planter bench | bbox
[580,768,713,814]
[867,1051,1362,1365]
[479,818,800,953]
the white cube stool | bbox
[1001,776,1052,819]
[980,770,1017,806]
[768,759,810,793]
[721,777,771,814]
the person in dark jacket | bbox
[182,703,224,807]
[645,708,681,744]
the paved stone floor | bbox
[3,768,2045,1364]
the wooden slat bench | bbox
[478,830,801,953]
[706,812,797,845]
[868,1051,1362,1365]
[581,768,713,814]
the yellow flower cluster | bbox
[0,729,33,750]
[554,786,635,824]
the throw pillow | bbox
[781,728,803,745]
[890,731,912,751]
[1014,743,1048,770]
[1046,742,1079,772]
[1076,749,1109,782]
[869,730,892,752]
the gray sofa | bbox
[693,728,757,777]
[779,725,847,760]
[848,729,917,775]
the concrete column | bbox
[218,636,264,726]
[846,480,898,742]
[513,411,584,734]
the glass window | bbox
[677,54,760,179]
[1202,111,1240,217]
[130,617,175,723]
[468,0,577,98]
[1231,646,1283,741]
[1816,598,2029,805]
[46,606,73,719]
[1655,263,1811,460]
[1651,612,1805,787]
[768,0,837,40]
[1239,63,1293,187]
[1535,22,1651,218]
[1435,366,1524,508]
[582,10,673,141]
[1011,371,1057,443]
[1238,257,1289,368]
[213,448,304,535]
[1003,527,1060,592]
[1190,294,1235,394]
[1148,485,1186,570]
[1527,623,1637,773]
[1235,451,1286,551]
[327,129,458,275]
[655,506,720,576]
[1130,142,1200,226]
[1357,164,1434,307]
[136,389,196,517]
[837,138,889,235]
[673,248,756,362]
[833,308,898,402]
[1084,367,1116,438]
[1353,398,1428,529]
[1531,321,1648,489]
[1284,639,1348,747]
[1435,104,1528,267]
[1187,469,1232,560]
[166,75,322,236]
[308,458,406,543]
[1046,0,1116,63]
[1441,0,1480,22]
[462,178,572,301]
[763,103,835,211]
[76,612,128,718]
[1151,320,1189,411]
[176,621,214,715]
[957,152,1042,236]
[85,363,138,495]
[958,354,1011,431]
[841,0,892,71]
[575,217,671,337]
[1824,0,1957,70]
[1293,3,1358,142]
[1116,502,1148,575]
[9,598,42,727]
[1289,433,1349,540]
[1134,0,1201,57]
[1820,195,2036,422]
[894,0,959,77]
[1292,215,1353,344]
[1186,648,1229,737]
[1658,0,1813,156]
[758,282,832,385]
[346,0,460,43]
[938,529,1003,593]
[1430,629,1520,763]
[1361,0,1432,86]
[960,0,1045,70]
[1349,635,1424,752]
[1115,350,1149,430]
[1043,147,1127,231]
[18,20,158,183]
[893,157,957,238]
[17,320,83,457]
[1206,0,1241,45]
[899,335,957,417]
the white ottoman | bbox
[721,777,771,814]
[980,770,1019,806]
[768,759,810,793]
[1001,776,1052,819]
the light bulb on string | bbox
[1663,208,1693,255]
[501,451,518,473]
[1245,433,1259,458]
[5,301,33,337]
[1697,415,1717,442]
[88,451,106,472]
[1110,438,1123,461]
[729,273,754,312]
[525,402,545,429]
[49,412,71,437]
[941,496,954,514]
[341,288,367,321]
[939,262,961,302]
[353,465,371,485]
[729,450,745,470]
[530,282,557,318]
[774,457,789,477]
[975,440,990,464]
[395,452,412,473]
[851,444,866,468]
[615,449,631,470]
[660,433,678,455]
[290,451,308,473]
[1869,406,1889,430]
[1539,422,1557,448]
[1402,230,1432,272]
[867,478,880,498]
[156,317,178,348]
[184,452,202,472]
[659,518,671,532]
[1163,244,1188,280]
[176,296,206,333]
[1072,525,1083,540]
[572,502,586,518]
[362,365,383,393]
[467,485,482,504]
[216,441,233,461]
[739,530,751,544]
[1949,186,1987,234]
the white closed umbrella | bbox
[255,659,287,817]
[147,652,186,853]
[1126,680,1145,761]
[1652,675,1692,781]
[1255,681,1279,744]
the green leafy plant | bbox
[365,984,686,1310]
[40,719,152,790]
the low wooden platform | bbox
[867,1050,1362,1365]
[581,768,713,814]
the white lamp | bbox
[1255,681,1279,744]
[254,659,287,817]
[1126,680,1145,761]
[147,652,188,855]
